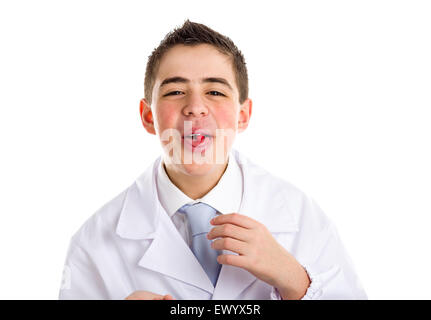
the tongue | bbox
[192,135,205,147]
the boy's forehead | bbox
[155,44,236,85]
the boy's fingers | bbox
[211,213,257,229]
[207,223,250,242]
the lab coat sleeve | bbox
[58,240,110,300]
[270,221,367,300]
[299,221,367,300]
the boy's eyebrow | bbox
[159,76,233,90]
[159,76,188,87]
[203,77,233,90]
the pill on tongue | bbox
[192,135,205,147]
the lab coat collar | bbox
[115,149,299,298]
[235,149,299,233]
[116,150,298,239]
[115,158,161,240]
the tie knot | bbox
[179,203,217,236]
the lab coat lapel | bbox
[138,209,214,294]
[212,256,257,299]
[116,157,214,294]
[212,150,299,299]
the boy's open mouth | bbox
[182,129,213,151]
[184,133,211,147]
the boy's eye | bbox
[163,90,226,97]
[208,91,225,96]
[164,91,183,96]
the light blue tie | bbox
[179,202,221,287]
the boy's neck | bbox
[163,161,228,200]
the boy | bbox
[59,20,367,300]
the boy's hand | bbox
[207,213,310,300]
[125,291,174,300]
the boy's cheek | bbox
[154,108,179,131]
[213,109,239,130]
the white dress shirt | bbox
[156,153,243,247]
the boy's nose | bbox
[182,93,208,117]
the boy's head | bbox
[140,20,252,177]
[144,19,249,105]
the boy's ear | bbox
[140,98,156,135]
[237,98,252,133]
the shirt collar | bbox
[156,152,243,217]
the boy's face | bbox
[140,44,252,177]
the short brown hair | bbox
[144,19,248,104]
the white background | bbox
[0,0,430,299]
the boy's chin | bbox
[177,161,225,177]
[163,146,230,176]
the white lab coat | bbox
[59,149,367,300]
